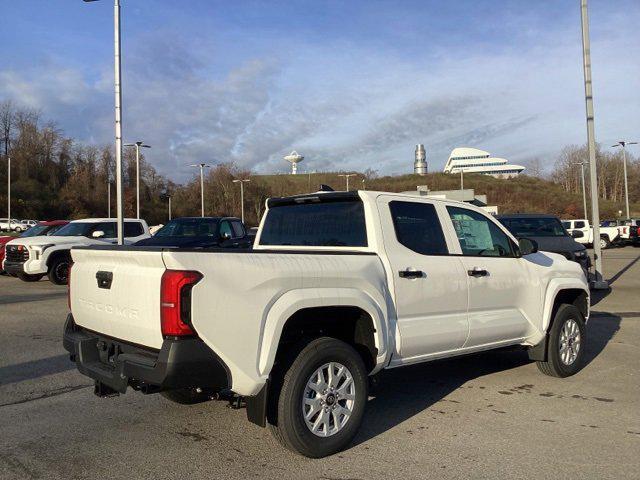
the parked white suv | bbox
[0,218,25,232]
[4,218,150,284]
[65,192,588,457]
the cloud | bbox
[1,5,638,181]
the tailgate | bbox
[70,248,166,349]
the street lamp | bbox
[6,156,10,230]
[233,179,250,223]
[107,177,111,218]
[190,163,211,217]
[611,141,637,219]
[165,193,172,221]
[83,0,125,244]
[580,0,607,289]
[124,141,150,219]
[338,173,357,191]
[572,161,589,218]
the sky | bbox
[1,0,639,182]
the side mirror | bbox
[221,232,231,240]
[92,230,105,239]
[518,237,538,255]
[571,230,584,239]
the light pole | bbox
[580,0,606,289]
[573,161,588,218]
[124,141,150,219]
[460,169,464,190]
[190,163,210,217]
[611,141,637,219]
[84,0,125,244]
[6,156,10,230]
[338,173,357,191]
[107,178,111,218]
[233,179,250,223]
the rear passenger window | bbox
[231,221,245,238]
[389,201,448,255]
[124,222,144,237]
[575,221,585,229]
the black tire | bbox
[160,389,210,405]
[48,254,72,285]
[17,272,44,282]
[268,337,368,458]
[599,236,610,250]
[537,304,586,378]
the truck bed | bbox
[70,245,389,395]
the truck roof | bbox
[496,213,560,219]
[69,218,145,223]
[266,190,473,207]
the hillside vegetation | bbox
[1,101,638,227]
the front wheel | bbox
[48,255,71,285]
[268,337,368,458]
[537,304,586,378]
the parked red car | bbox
[0,220,69,274]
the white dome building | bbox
[443,147,524,179]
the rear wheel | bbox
[161,388,210,405]
[599,236,610,249]
[268,337,368,458]
[48,255,71,285]
[537,304,586,378]
[17,272,44,282]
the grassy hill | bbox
[253,172,638,219]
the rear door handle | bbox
[399,269,424,279]
[468,268,489,277]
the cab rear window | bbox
[260,200,367,247]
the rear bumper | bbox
[63,314,230,394]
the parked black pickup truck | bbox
[134,217,253,249]
[497,214,591,274]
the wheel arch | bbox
[258,288,388,379]
[542,280,589,333]
[46,247,72,268]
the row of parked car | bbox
[0,216,252,284]
[2,207,637,288]
[0,218,39,232]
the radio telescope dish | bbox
[284,151,304,174]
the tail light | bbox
[67,262,73,312]
[637,226,640,236]
[160,270,203,336]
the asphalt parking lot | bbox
[0,247,638,480]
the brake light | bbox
[160,270,202,336]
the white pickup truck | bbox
[4,218,150,284]
[64,191,589,457]
[561,218,620,249]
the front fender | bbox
[257,287,389,378]
[542,278,590,332]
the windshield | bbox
[500,217,568,238]
[21,224,64,237]
[52,222,93,237]
[154,218,219,237]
